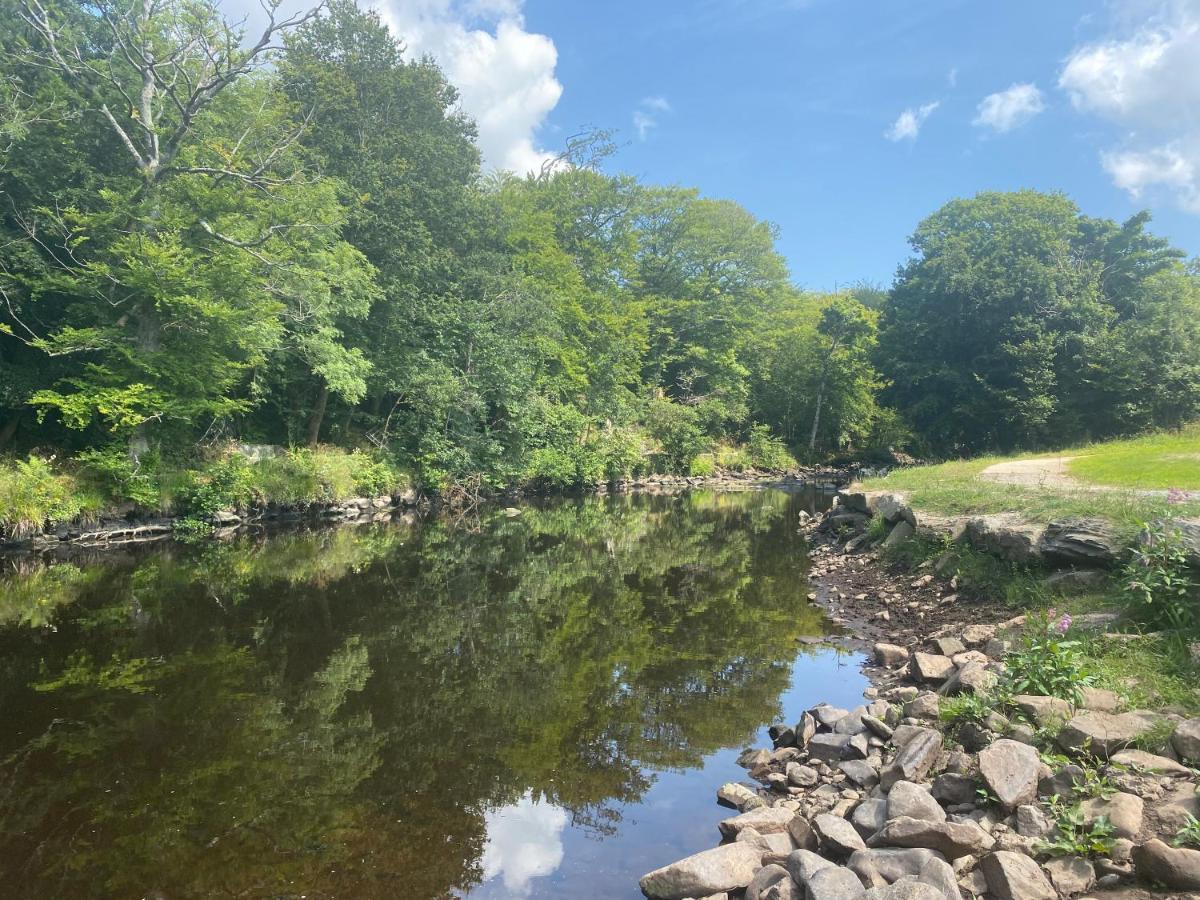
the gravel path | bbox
[979,456,1086,489]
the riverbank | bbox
[635,490,1200,899]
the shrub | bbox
[177,455,255,517]
[250,447,406,504]
[714,443,751,472]
[77,446,162,508]
[1038,797,1116,858]
[593,426,649,482]
[646,400,707,472]
[1003,609,1094,704]
[1124,523,1198,633]
[0,456,97,537]
[688,453,716,477]
[1174,814,1200,849]
[747,424,796,471]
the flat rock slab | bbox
[979,739,1041,809]
[639,841,763,899]
[909,653,955,684]
[1011,694,1073,727]
[718,806,796,838]
[887,780,946,823]
[1110,748,1193,775]
[815,813,868,857]
[1056,710,1164,757]
[881,729,942,791]
[869,816,993,860]
[1132,838,1200,890]
[980,849,1056,899]
[1080,791,1144,840]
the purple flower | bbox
[1056,612,1072,634]
[1168,488,1192,504]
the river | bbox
[0,487,866,899]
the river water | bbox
[0,488,866,899]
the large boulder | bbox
[1110,748,1193,775]
[881,729,943,790]
[883,520,916,548]
[847,847,946,885]
[979,850,1056,900]
[874,643,910,668]
[718,782,766,811]
[639,842,763,899]
[1011,695,1073,727]
[1056,710,1164,756]
[909,653,955,684]
[1079,792,1143,840]
[809,733,853,763]
[1172,718,1200,762]
[917,856,961,900]
[1043,856,1095,896]
[1039,519,1122,568]
[852,798,889,839]
[1133,838,1200,890]
[965,515,1045,565]
[787,847,836,885]
[978,739,1041,809]
[869,817,994,860]
[718,806,796,838]
[744,863,790,900]
[815,813,868,858]
[806,865,867,900]
[886,781,946,823]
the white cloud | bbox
[885,101,940,142]
[947,67,959,88]
[1059,0,1200,212]
[633,95,672,140]
[973,83,1046,133]
[481,794,568,897]
[375,0,562,174]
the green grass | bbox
[0,456,103,538]
[860,427,1200,530]
[1067,425,1200,490]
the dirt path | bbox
[979,455,1086,489]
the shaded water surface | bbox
[0,488,865,899]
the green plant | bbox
[940,692,995,730]
[1124,524,1198,633]
[747,424,796,471]
[1130,717,1177,755]
[1071,765,1118,800]
[1173,814,1200,849]
[177,455,254,517]
[0,456,98,537]
[688,453,716,477]
[1003,609,1094,704]
[77,447,162,508]
[1038,797,1116,858]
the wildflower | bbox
[1056,612,1072,634]
[1168,488,1192,504]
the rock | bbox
[806,865,867,900]
[917,856,961,900]
[932,637,966,657]
[789,815,818,851]
[1056,710,1164,757]
[932,773,978,806]
[848,848,947,885]
[1172,718,1200,762]
[871,493,916,526]
[795,712,818,747]
[787,847,836,885]
[815,813,868,857]
[848,733,871,760]
[1039,519,1122,567]
[810,733,853,763]
[1132,838,1200,890]
[718,806,796,838]
[881,729,943,791]
[835,708,869,736]
[639,842,763,899]
[1038,764,1085,800]
[771,723,797,748]
[965,515,1045,564]
[1043,856,1095,896]
[979,850,1056,900]
[863,715,894,741]
[1011,695,1073,728]
[960,625,995,648]
[871,817,993,860]
[738,748,773,768]
[904,693,940,720]
[718,782,766,811]
[1045,569,1108,592]
[887,781,946,823]
[891,724,927,748]
[955,723,992,753]
[862,883,943,900]
[875,643,910,667]
[788,762,820,787]
[884,520,916,548]
[840,760,881,790]
[1080,792,1143,840]
[763,877,800,900]
[950,650,989,669]
[744,863,790,900]
[978,740,1040,809]
[1013,804,1050,840]
[813,705,853,727]
[1110,748,1193,775]
[909,653,955,684]
[211,509,240,526]
[738,826,794,860]
[853,798,890,838]
[938,662,996,697]
[957,869,987,896]
[1079,687,1122,712]
[983,711,1010,734]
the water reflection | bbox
[0,488,841,899]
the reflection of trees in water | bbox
[0,490,828,898]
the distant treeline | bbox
[1,0,1197,492]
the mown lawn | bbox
[858,426,1200,531]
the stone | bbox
[814,813,868,857]
[909,653,955,684]
[872,492,916,526]
[1011,695,1073,727]
[806,865,868,900]
[718,782,765,811]
[1015,805,1051,839]
[787,847,836,885]
[938,662,996,698]
[904,693,940,720]
[1079,686,1122,712]
[983,711,1009,734]
[884,520,916,548]
[771,723,797,748]
[638,842,763,899]
[978,739,1041,809]
[1043,856,1095,896]
[875,643,910,667]
[862,715,894,741]
[763,878,800,900]
[932,773,978,806]
[1056,710,1164,757]
[847,733,871,760]
[1039,519,1122,567]
[789,815,817,851]
[738,748,773,768]
[870,817,993,860]
[853,798,890,838]
[890,724,927,748]
[887,781,946,823]
[932,637,966,657]
[744,863,790,900]
[1172,718,1200,762]
[809,733,853,763]
[965,515,1045,565]
[862,883,943,900]
[738,826,795,861]
[840,760,880,790]
[950,650,989,669]
[1079,792,1143,840]
[960,625,995,648]
[1110,748,1193,775]
[788,762,820,787]
[796,712,819,747]
[1132,838,1200,890]
[835,708,869,735]
[917,856,960,900]
[881,729,943,791]
[979,850,1056,900]
[848,848,945,886]
[718,806,796,838]
[813,705,853,727]
[1038,764,1085,800]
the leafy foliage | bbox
[1003,610,1094,704]
[1038,797,1116,858]
[1124,523,1198,633]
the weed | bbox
[1038,797,1116,858]
[1123,523,1198,634]
[1174,814,1200,849]
[1003,609,1094,704]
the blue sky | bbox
[366,0,1200,290]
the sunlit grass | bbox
[1067,425,1200,490]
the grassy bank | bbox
[859,426,1200,531]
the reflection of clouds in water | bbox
[481,793,568,896]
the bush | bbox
[177,455,255,517]
[250,447,407,504]
[1003,609,1094,704]
[688,453,716,477]
[1124,523,1198,633]
[647,400,708,472]
[747,424,796,471]
[77,446,162,508]
[0,456,97,537]
[594,426,649,482]
[714,443,751,472]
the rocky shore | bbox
[637,492,1200,900]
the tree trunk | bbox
[306,382,329,448]
[808,373,826,454]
